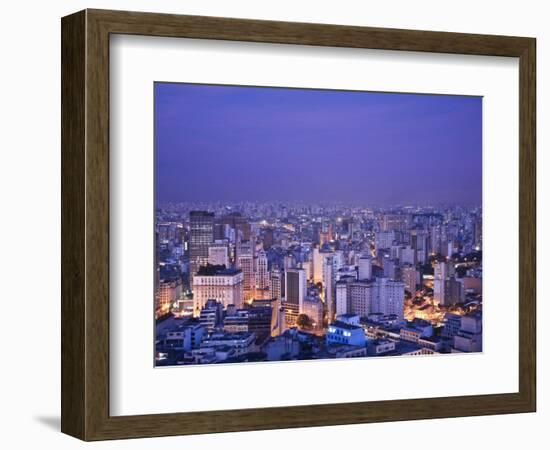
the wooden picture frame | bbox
[61,9,536,441]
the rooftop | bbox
[328,320,363,331]
[196,264,242,276]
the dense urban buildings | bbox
[155,202,483,365]
[154,83,482,366]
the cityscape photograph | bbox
[154,82,483,367]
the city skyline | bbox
[154,83,483,367]
[155,83,482,205]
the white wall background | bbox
[0,0,547,448]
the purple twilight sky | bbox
[155,82,482,206]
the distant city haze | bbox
[155,83,482,205]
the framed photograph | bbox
[61,9,536,441]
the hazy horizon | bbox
[155,83,482,205]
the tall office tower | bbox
[336,281,348,316]
[348,280,373,318]
[335,276,355,316]
[430,225,442,255]
[220,212,252,241]
[319,222,333,245]
[333,250,345,270]
[433,261,448,305]
[207,240,230,267]
[213,221,225,241]
[270,268,283,301]
[383,257,398,279]
[256,249,269,290]
[262,226,275,249]
[312,246,326,283]
[189,211,215,288]
[192,265,244,316]
[375,230,396,251]
[445,277,465,305]
[410,229,428,264]
[283,254,294,270]
[311,221,321,246]
[283,268,306,328]
[381,214,410,232]
[399,246,416,266]
[237,240,256,303]
[358,255,372,280]
[322,252,343,322]
[372,277,405,320]
[285,268,306,311]
[300,260,313,281]
[401,263,418,294]
[323,256,335,322]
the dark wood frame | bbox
[61,8,536,441]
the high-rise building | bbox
[348,280,372,318]
[409,229,428,264]
[256,249,269,290]
[335,276,355,316]
[383,257,398,279]
[434,261,457,306]
[207,240,230,267]
[192,265,244,315]
[401,263,418,294]
[270,268,283,301]
[285,268,306,311]
[372,277,405,320]
[301,296,324,329]
[189,211,215,287]
[358,255,372,280]
[376,230,396,251]
[399,246,415,266]
[237,240,256,303]
[344,278,405,320]
[445,277,465,305]
[433,261,448,305]
[323,256,334,321]
[156,278,182,318]
[312,247,327,283]
[220,212,251,241]
[381,214,410,232]
[322,252,343,322]
[262,227,275,249]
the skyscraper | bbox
[189,211,214,288]
[237,239,256,303]
[208,240,230,267]
[285,268,306,311]
[358,255,373,280]
[270,268,283,301]
[256,249,269,291]
[401,263,418,294]
[220,212,252,241]
[434,261,451,305]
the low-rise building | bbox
[326,321,366,347]
[200,331,256,356]
[367,338,396,356]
